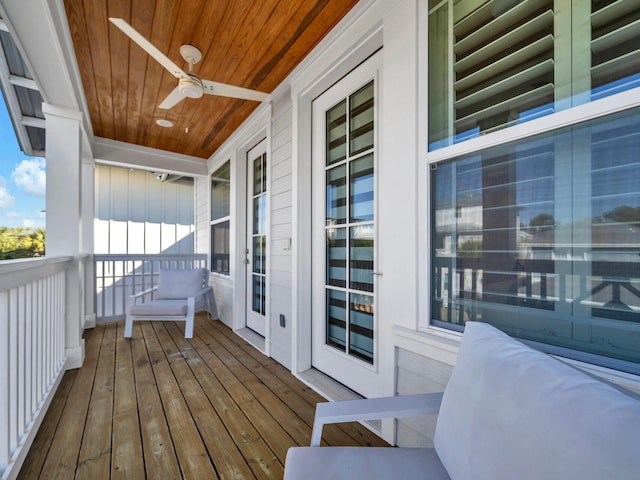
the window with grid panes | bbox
[427,0,640,374]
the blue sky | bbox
[0,96,45,229]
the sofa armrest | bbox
[311,392,443,446]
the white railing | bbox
[0,256,73,480]
[94,254,208,321]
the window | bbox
[431,107,640,371]
[428,0,640,150]
[211,161,230,274]
[427,1,640,373]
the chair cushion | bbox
[283,447,449,480]
[433,322,640,480]
[156,268,206,299]
[129,299,188,316]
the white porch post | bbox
[82,158,96,329]
[43,103,85,369]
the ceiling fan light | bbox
[179,75,204,99]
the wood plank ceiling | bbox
[64,0,359,160]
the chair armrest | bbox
[129,286,157,301]
[310,392,443,446]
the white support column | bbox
[43,103,85,369]
[82,158,96,329]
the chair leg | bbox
[124,314,134,338]
[185,297,195,338]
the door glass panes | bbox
[326,100,347,165]
[324,80,375,365]
[431,107,640,370]
[326,290,347,350]
[326,164,347,225]
[428,0,640,150]
[349,82,374,155]
[326,227,347,287]
[252,275,265,315]
[350,293,374,363]
[252,153,267,315]
[350,225,373,292]
[350,154,374,222]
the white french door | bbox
[246,139,267,336]
[311,54,382,396]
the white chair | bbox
[284,322,640,479]
[125,268,216,338]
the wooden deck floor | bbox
[17,315,388,479]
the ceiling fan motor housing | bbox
[179,73,204,99]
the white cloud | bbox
[0,181,15,208]
[12,158,46,196]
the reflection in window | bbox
[431,107,640,370]
[428,0,640,150]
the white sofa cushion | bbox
[156,268,205,299]
[283,447,450,480]
[434,322,640,480]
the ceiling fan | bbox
[109,18,269,110]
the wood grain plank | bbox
[170,322,283,479]
[193,320,313,447]
[75,322,117,479]
[126,321,180,479]
[133,0,181,147]
[81,0,115,139]
[183,323,295,466]
[16,368,77,479]
[111,321,146,479]
[63,0,102,136]
[156,321,258,479]
[208,320,390,448]
[37,320,103,479]
[18,318,386,478]
[142,322,218,479]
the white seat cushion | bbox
[129,299,188,316]
[283,447,449,480]
[434,322,640,480]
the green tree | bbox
[0,227,46,260]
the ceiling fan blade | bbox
[158,86,187,109]
[202,80,269,102]
[109,18,186,79]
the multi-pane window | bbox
[428,0,640,149]
[251,153,267,316]
[211,161,230,274]
[431,107,640,370]
[325,81,375,364]
[428,1,640,373]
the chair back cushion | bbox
[433,322,640,480]
[156,268,206,299]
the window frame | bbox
[210,160,231,275]
[420,1,640,375]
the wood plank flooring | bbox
[17,314,388,479]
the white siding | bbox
[94,165,195,254]
[269,92,294,368]
[395,348,453,447]
[194,176,210,255]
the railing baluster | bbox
[0,291,9,471]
